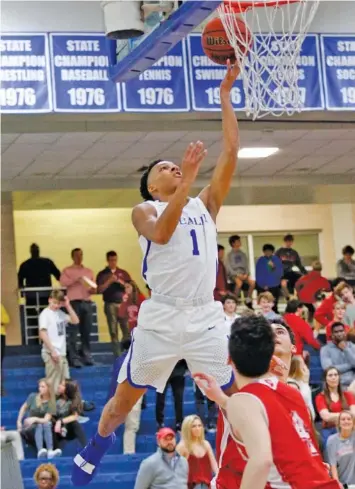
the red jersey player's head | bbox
[229,315,276,384]
[140,159,182,201]
[271,319,296,359]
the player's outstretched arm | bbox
[199,60,240,221]
[132,142,207,244]
[227,394,273,489]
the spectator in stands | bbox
[0,426,24,460]
[17,378,61,459]
[118,280,146,332]
[257,291,282,321]
[255,244,283,311]
[295,260,331,322]
[53,379,87,451]
[326,410,355,487]
[214,244,228,302]
[222,295,240,331]
[34,463,59,489]
[335,281,355,329]
[60,248,96,367]
[314,292,337,330]
[225,235,255,307]
[283,300,321,359]
[320,323,355,388]
[276,234,307,299]
[177,415,217,489]
[156,360,187,432]
[315,367,355,448]
[337,245,355,287]
[134,427,188,489]
[326,302,350,342]
[96,251,132,357]
[39,291,79,395]
[288,355,315,420]
[194,383,216,433]
[18,243,61,290]
[1,303,9,396]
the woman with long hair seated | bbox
[118,280,146,332]
[288,355,315,420]
[53,379,87,450]
[315,366,355,448]
[177,414,217,489]
[326,410,355,487]
[17,378,60,459]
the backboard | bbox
[106,1,221,82]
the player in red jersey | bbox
[194,315,340,489]
[213,318,296,489]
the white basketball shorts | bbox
[117,295,233,393]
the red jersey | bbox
[214,378,339,489]
[283,313,320,355]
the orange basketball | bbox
[201,16,251,66]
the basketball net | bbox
[218,0,320,119]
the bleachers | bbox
[3,346,217,489]
[3,345,324,489]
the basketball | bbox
[202,16,251,66]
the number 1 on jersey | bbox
[190,229,200,256]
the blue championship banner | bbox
[187,33,245,111]
[0,34,52,113]
[253,34,324,112]
[49,33,121,112]
[122,41,190,112]
[320,35,355,110]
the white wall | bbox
[1,1,355,33]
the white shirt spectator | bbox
[224,313,240,331]
[39,308,69,356]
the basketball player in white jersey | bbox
[72,60,240,486]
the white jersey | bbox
[139,197,217,300]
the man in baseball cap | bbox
[133,427,188,489]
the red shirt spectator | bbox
[316,391,355,423]
[295,264,331,304]
[314,293,337,327]
[214,245,228,301]
[118,281,145,330]
[284,300,321,356]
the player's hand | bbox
[269,355,288,377]
[193,372,228,408]
[181,141,207,186]
[220,59,241,93]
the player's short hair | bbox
[229,315,275,377]
[228,235,241,247]
[140,159,163,201]
[258,291,275,304]
[106,250,117,260]
[218,244,225,252]
[285,299,304,314]
[342,245,355,256]
[262,243,275,253]
[49,290,65,302]
[284,234,294,242]
[270,317,296,345]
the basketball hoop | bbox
[218,0,320,119]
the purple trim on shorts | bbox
[221,371,235,391]
[126,337,157,391]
